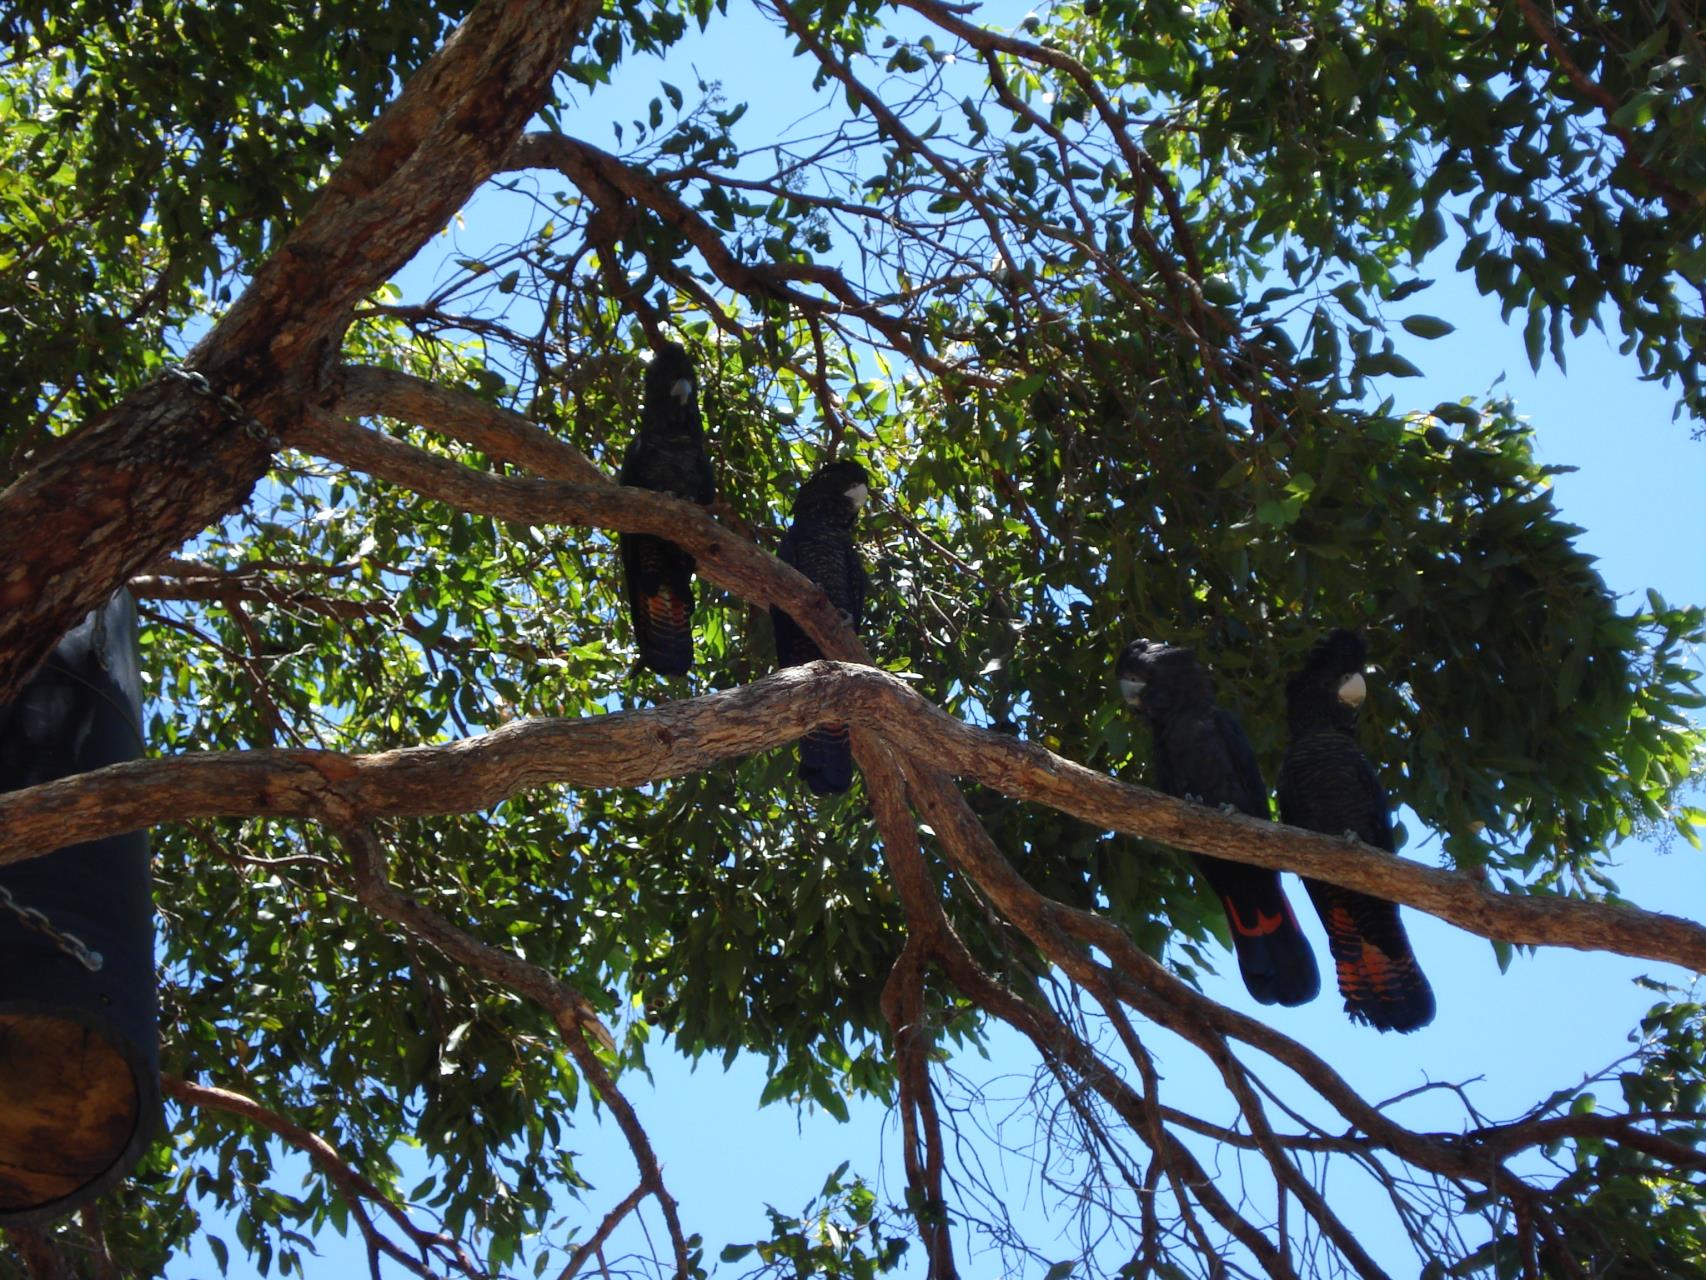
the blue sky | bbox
[163,3,1705,1277]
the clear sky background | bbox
[162,3,1705,1277]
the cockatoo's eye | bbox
[1337,671,1367,706]
[1119,677,1146,706]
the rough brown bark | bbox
[339,365,606,485]
[4,661,1703,974]
[288,412,867,654]
[0,381,274,703]
[0,0,596,705]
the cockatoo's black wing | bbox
[1280,730,1435,1033]
[621,529,696,677]
[1144,701,1320,1008]
[769,524,821,670]
[770,467,867,796]
[617,349,713,676]
[1195,707,1320,1006]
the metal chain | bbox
[159,363,279,450]
[0,882,104,972]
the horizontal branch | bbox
[4,662,1702,973]
[849,668,1706,971]
[338,365,605,485]
[0,668,829,860]
[287,410,866,660]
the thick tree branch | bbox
[4,662,1703,974]
[893,752,1562,1233]
[859,729,959,1277]
[286,412,867,658]
[197,1,598,377]
[896,750,1625,1277]
[339,365,605,485]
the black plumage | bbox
[619,342,715,675]
[1278,629,1436,1033]
[771,461,870,795]
[1117,640,1320,1008]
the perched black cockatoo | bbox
[1117,640,1320,1008]
[771,460,870,795]
[619,342,715,675]
[1278,629,1436,1033]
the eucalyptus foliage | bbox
[2,0,1704,1276]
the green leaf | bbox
[1400,314,1456,339]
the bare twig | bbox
[337,826,691,1278]
[164,1075,484,1280]
[556,1184,647,1280]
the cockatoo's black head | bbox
[1116,639,1214,723]
[643,341,700,427]
[1285,628,1369,730]
[792,460,870,525]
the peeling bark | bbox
[4,661,1703,974]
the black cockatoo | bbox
[619,341,715,675]
[1117,640,1320,1008]
[771,460,870,795]
[1278,629,1436,1033]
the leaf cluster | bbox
[4,0,1705,1273]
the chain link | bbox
[159,363,279,450]
[0,882,104,973]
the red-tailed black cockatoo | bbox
[770,460,869,795]
[619,341,715,676]
[1278,629,1436,1033]
[1117,639,1321,1008]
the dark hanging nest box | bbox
[0,591,158,1226]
